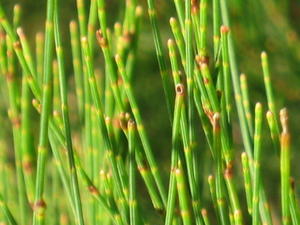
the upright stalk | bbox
[280,108,291,225]
[54,2,85,225]
[32,0,55,224]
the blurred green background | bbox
[1,0,300,223]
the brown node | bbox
[6,72,14,81]
[175,83,185,96]
[196,54,210,66]
[203,77,210,85]
[138,161,149,173]
[96,30,108,48]
[224,162,233,179]
[33,199,47,211]
[203,105,214,125]
[23,160,33,173]
[220,25,230,33]
[122,31,133,44]
[112,117,121,129]
[13,40,22,50]
[12,116,21,128]
[88,185,99,195]
[0,31,5,39]
[191,0,198,5]
[117,76,124,86]
[60,214,69,225]
[191,0,199,14]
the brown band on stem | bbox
[23,160,33,174]
[33,199,47,211]
[6,72,14,81]
[112,117,121,129]
[13,40,22,50]
[224,162,233,179]
[220,25,230,34]
[0,30,5,39]
[96,30,108,48]
[88,185,99,195]
[122,31,133,44]
[137,164,149,173]
[196,54,209,66]
[117,76,123,87]
[12,116,21,128]
[191,0,199,14]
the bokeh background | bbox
[1,0,300,223]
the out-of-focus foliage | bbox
[1,0,300,224]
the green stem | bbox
[54,2,85,224]
[252,103,263,225]
[128,120,140,225]
[280,108,291,225]
[32,0,55,223]
[0,194,18,225]
[165,84,184,225]
[115,54,167,207]
[146,0,174,119]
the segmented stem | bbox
[280,108,291,225]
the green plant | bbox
[0,0,299,225]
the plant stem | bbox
[54,2,85,224]
[146,0,174,119]
[253,103,263,225]
[280,108,291,225]
[32,0,55,224]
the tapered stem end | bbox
[280,108,289,133]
